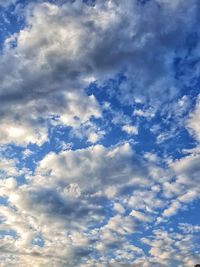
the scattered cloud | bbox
[0,0,200,266]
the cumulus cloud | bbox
[122,124,138,135]
[0,157,18,178]
[1,0,200,266]
[0,150,199,265]
[3,140,198,266]
[141,228,200,267]
[0,0,200,144]
[186,95,200,142]
[0,142,170,266]
[32,142,149,193]
[160,151,200,219]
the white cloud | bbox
[0,144,199,266]
[186,95,200,142]
[133,108,155,118]
[0,0,200,265]
[0,157,18,178]
[122,124,138,135]
[0,142,166,266]
[0,121,48,146]
[162,200,181,217]
[179,223,200,234]
[161,151,200,218]
[171,153,200,188]
[130,209,152,222]
[0,0,199,144]
[113,203,125,214]
[33,142,148,193]
[87,132,100,143]
[141,228,200,267]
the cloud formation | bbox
[1,0,200,144]
[0,0,200,266]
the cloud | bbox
[0,142,199,265]
[171,153,200,189]
[0,142,166,266]
[0,0,17,7]
[186,95,200,142]
[0,157,18,178]
[179,223,200,234]
[0,120,48,146]
[33,142,149,193]
[113,202,125,214]
[160,151,200,219]
[122,124,138,135]
[0,0,200,144]
[1,0,200,266]
[162,200,181,217]
[130,209,152,222]
[141,228,200,267]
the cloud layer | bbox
[0,0,200,266]
[1,0,200,144]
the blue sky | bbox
[0,0,200,266]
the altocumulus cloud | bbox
[0,0,200,266]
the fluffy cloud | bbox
[0,120,48,146]
[0,158,18,178]
[32,142,150,194]
[141,228,200,267]
[2,141,198,266]
[1,0,200,266]
[160,150,200,219]
[1,0,200,144]
[0,143,199,265]
[0,143,168,266]
[186,95,200,142]
[122,124,138,135]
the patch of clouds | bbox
[130,209,152,222]
[141,228,200,267]
[87,130,105,143]
[0,145,199,265]
[160,151,200,219]
[0,0,200,265]
[186,95,200,142]
[32,142,149,193]
[0,0,200,144]
[0,120,48,146]
[133,107,155,118]
[0,142,172,266]
[0,157,18,178]
[179,223,200,234]
[0,0,17,7]
[122,124,138,135]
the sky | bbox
[0,0,200,266]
